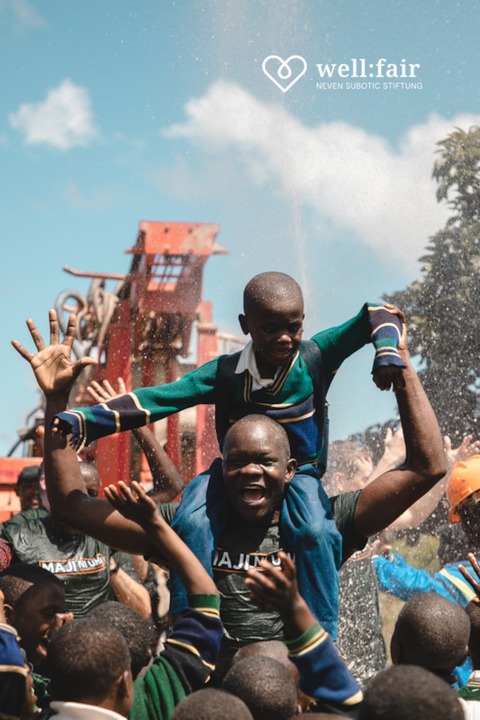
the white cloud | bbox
[164,80,480,270]
[9,79,97,150]
[0,0,47,30]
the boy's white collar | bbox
[234,341,279,388]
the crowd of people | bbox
[2,271,480,720]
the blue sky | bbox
[2,0,480,455]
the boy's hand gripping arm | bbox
[105,481,218,596]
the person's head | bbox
[0,564,66,669]
[48,619,133,717]
[322,440,373,495]
[391,592,470,678]
[359,665,464,720]
[79,461,101,497]
[447,455,480,546]
[222,415,296,524]
[16,465,43,511]
[233,640,312,714]
[87,601,153,678]
[171,688,253,720]
[239,272,304,375]
[466,601,480,670]
[223,655,297,720]
[437,522,475,565]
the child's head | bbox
[222,415,296,524]
[391,592,470,677]
[232,640,312,714]
[48,618,133,716]
[239,272,304,374]
[359,665,463,720]
[0,563,66,669]
[223,655,297,720]
[171,688,253,720]
[87,601,153,679]
[466,600,480,669]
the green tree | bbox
[386,126,480,440]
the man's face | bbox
[13,583,66,668]
[222,423,296,523]
[17,479,42,511]
[239,296,304,376]
[458,490,480,547]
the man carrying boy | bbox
[49,272,406,634]
[12,307,445,670]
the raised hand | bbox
[11,310,96,398]
[372,305,407,392]
[445,434,480,470]
[245,551,299,614]
[458,553,480,603]
[87,377,127,404]
[104,480,159,528]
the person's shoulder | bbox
[3,506,49,529]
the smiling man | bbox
[13,309,445,680]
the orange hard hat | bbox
[447,454,480,522]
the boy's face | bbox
[222,422,296,523]
[12,583,66,668]
[239,296,304,375]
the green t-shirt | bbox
[150,490,363,655]
[2,508,113,617]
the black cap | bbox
[17,465,43,486]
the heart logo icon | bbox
[262,55,308,93]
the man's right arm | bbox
[12,311,155,554]
[44,394,153,554]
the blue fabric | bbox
[374,552,475,688]
[170,461,342,638]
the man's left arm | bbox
[353,343,446,538]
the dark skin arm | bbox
[105,480,217,595]
[87,379,185,503]
[353,322,446,538]
[12,310,154,554]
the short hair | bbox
[48,619,131,702]
[392,592,470,673]
[359,665,464,720]
[243,272,303,315]
[171,688,253,720]
[79,461,101,496]
[223,415,291,461]
[466,600,480,668]
[0,563,63,607]
[87,601,153,678]
[233,640,289,666]
[223,655,297,720]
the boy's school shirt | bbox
[54,303,404,462]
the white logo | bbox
[262,55,307,93]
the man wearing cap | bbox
[16,465,47,513]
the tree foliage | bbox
[386,126,480,440]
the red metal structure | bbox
[0,220,240,517]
